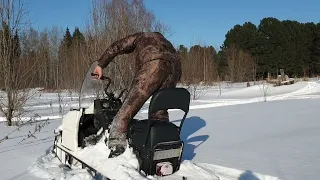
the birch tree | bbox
[0,0,38,126]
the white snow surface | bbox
[1,79,320,180]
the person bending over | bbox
[93,32,181,158]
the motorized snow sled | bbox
[52,61,191,178]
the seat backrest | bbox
[148,87,190,119]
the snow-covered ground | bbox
[1,79,320,180]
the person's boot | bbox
[84,134,99,146]
[106,132,127,158]
[108,145,126,158]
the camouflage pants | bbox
[107,59,180,149]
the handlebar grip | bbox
[91,73,110,81]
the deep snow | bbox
[0,79,320,180]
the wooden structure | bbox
[267,69,295,86]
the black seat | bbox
[128,87,191,146]
[128,88,191,176]
[148,87,190,129]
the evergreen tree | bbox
[72,27,85,44]
[256,17,285,76]
[224,22,257,55]
[13,30,21,60]
[62,27,72,49]
[223,24,242,49]
[215,50,228,77]
[310,26,320,75]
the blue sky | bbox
[24,0,320,49]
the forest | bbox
[1,0,320,91]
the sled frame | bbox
[52,134,111,180]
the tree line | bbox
[0,0,168,125]
[219,17,320,81]
[177,18,320,83]
[1,2,320,92]
[0,0,168,91]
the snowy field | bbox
[1,78,320,180]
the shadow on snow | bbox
[172,116,209,161]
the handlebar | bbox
[91,73,111,81]
[116,89,128,99]
[91,73,111,91]
[91,73,127,100]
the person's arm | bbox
[97,32,143,68]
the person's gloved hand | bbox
[93,65,103,79]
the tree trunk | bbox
[6,90,13,126]
[6,108,12,126]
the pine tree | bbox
[72,27,85,45]
[223,22,257,54]
[13,30,21,61]
[311,28,320,74]
[62,27,72,49]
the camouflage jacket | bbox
[97,32,181,72]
